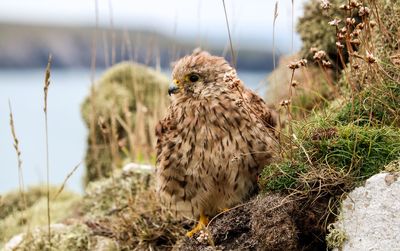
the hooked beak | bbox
[168,81,179,96]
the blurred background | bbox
[0,0,306,194]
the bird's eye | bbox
[189,74,199,82]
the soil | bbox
[175,193,332,251]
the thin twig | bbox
[222,0,236,67]
[291,0,294,54]
[53,161,82,200]
[273,1,279,73]
[43,54,52,246]
[108,0,116,65]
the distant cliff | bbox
[0,23,274,71]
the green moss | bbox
[326,223,347,249]
[81,62,170,184]
[260,162,309,191]
[80,168,152,217]
[10,224,91,251]
[305,125,400,179]
[261,122,400,192]
[384,159,400,173]
[336,81,400,126]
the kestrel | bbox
[155,50,277,237]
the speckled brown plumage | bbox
[155,50,277,220]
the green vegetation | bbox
[261,0,400,248]
[297,0,346,63]
[81,62,169,184]
[0,186,80,247]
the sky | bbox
[0,0,307,52]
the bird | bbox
[155,49,277,237]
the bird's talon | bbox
[186,214,209,238]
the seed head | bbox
[349,0,361,8]
[346,18,356,25]
[313,50,327,61]
[280,99,291,107]
[356,23,365,30]
[319,0,331,10]
[310,47,319,53]
[359,6,370,17]
[299,59,308,67]
[288,59,308,70]
[322,60,332,68]
[329,18,341,26]
[288,62,300,70]
[350,39,361,46]
[365,51,376,64]
[339,4,351,10]
[352,29,361,37]
[336,42,345,49]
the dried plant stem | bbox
[291,0,294,54]
[54,161,82,200]
[90,0,103,180]
[43,54,52,246]
[317,61,339,97]
[108,0,116,65]
[273,1,279,79]
[98,116,120,208]
[222,0,236,67]
[288,69,295,160]
[8,100,28,228]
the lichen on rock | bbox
[327,169,400,251]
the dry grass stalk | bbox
[43,53,52,246]
[89,0,103,180]
[108,0,116,66]
[222,0,236,68]
[273,1,279,73]
[53,161,82,200]
[8,100,29,230]
[291,0,294,54]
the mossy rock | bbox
[0,186,80,247]
[260,122,400,193]
[4,224,92,251]
[76,167,185,250]
[81,62,170,185]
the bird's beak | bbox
[168,80,179,96]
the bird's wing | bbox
[155,105,177,163]
[242,87,277,130]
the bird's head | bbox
[169,49,234,97]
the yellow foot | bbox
[186,214,209,237]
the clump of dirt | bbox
[177,193,332,251]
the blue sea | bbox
[0,68,269,194]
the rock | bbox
[81,62,170,184]
[328,172,400,251]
